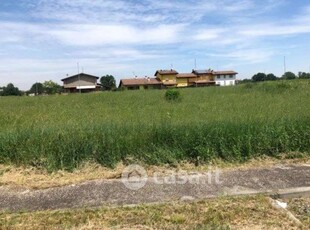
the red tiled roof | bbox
[176,73,197,78]
[192,70,214,75]
[213,71,238,75]
[120,78,162,86]
[155,69,179,76]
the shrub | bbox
[165,89,181,101]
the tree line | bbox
[241,71,310,83]
[0,75,116,96]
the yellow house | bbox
[119,68,237,90]
[190,70,216,87]
[154,70,209,88]
[176,73,197,87]
[154,69,178,87]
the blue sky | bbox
[0,0,310,90]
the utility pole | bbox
[194,58,197,70]
[36,82,38,96]
[284,56,286,74]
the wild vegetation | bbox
[239,71,310,83]
[165,88,181,101]
[0,79,309,171]
[29,81,63,95]
[0,83,22,96]
[0,196,299,229]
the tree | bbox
[298,72,310,79]
[252,73,266,82]
[282,72,296,80]
[239,78,252,84]
[100,75,116,91]
[266,73,278,81]
[43,80,62,94]
[29,82,44,95]
[0,83,21,96]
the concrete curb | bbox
[270,187,310,199]
[1,165,310,212]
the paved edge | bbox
[1,165,310,212]
[270,187,310,199]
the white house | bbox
[214,71,238,86]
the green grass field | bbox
[0,80,309,171]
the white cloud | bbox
[240,24,310,37]
[219,0,254,12]
[0,22,40,44]
[48,24,185,46]
[0,21,186,46]
[193,29,224,41]
[1,0,310,88]
[70,48,164,60]
[208,48,274,63]
[28,0,257,24]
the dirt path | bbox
[1,164,310,212]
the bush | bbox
[165,89,181,101]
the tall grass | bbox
[0,80,309,170]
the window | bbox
[229,75,233,78]
[217,75,220,79]
[224,75,226,79]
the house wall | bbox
[216,80,235,86]
[215,74,236,86]
[176,78,188,87]
[198,74,214,81]
[157,74,177,83]
[63,75,97,88]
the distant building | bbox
[61,73,101,93]
[119,69,238,90]
[119,77,162,90]
[191,69,216,87]
[214,71,238,86]
[154,69,178,88]
[175,73,198,87]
